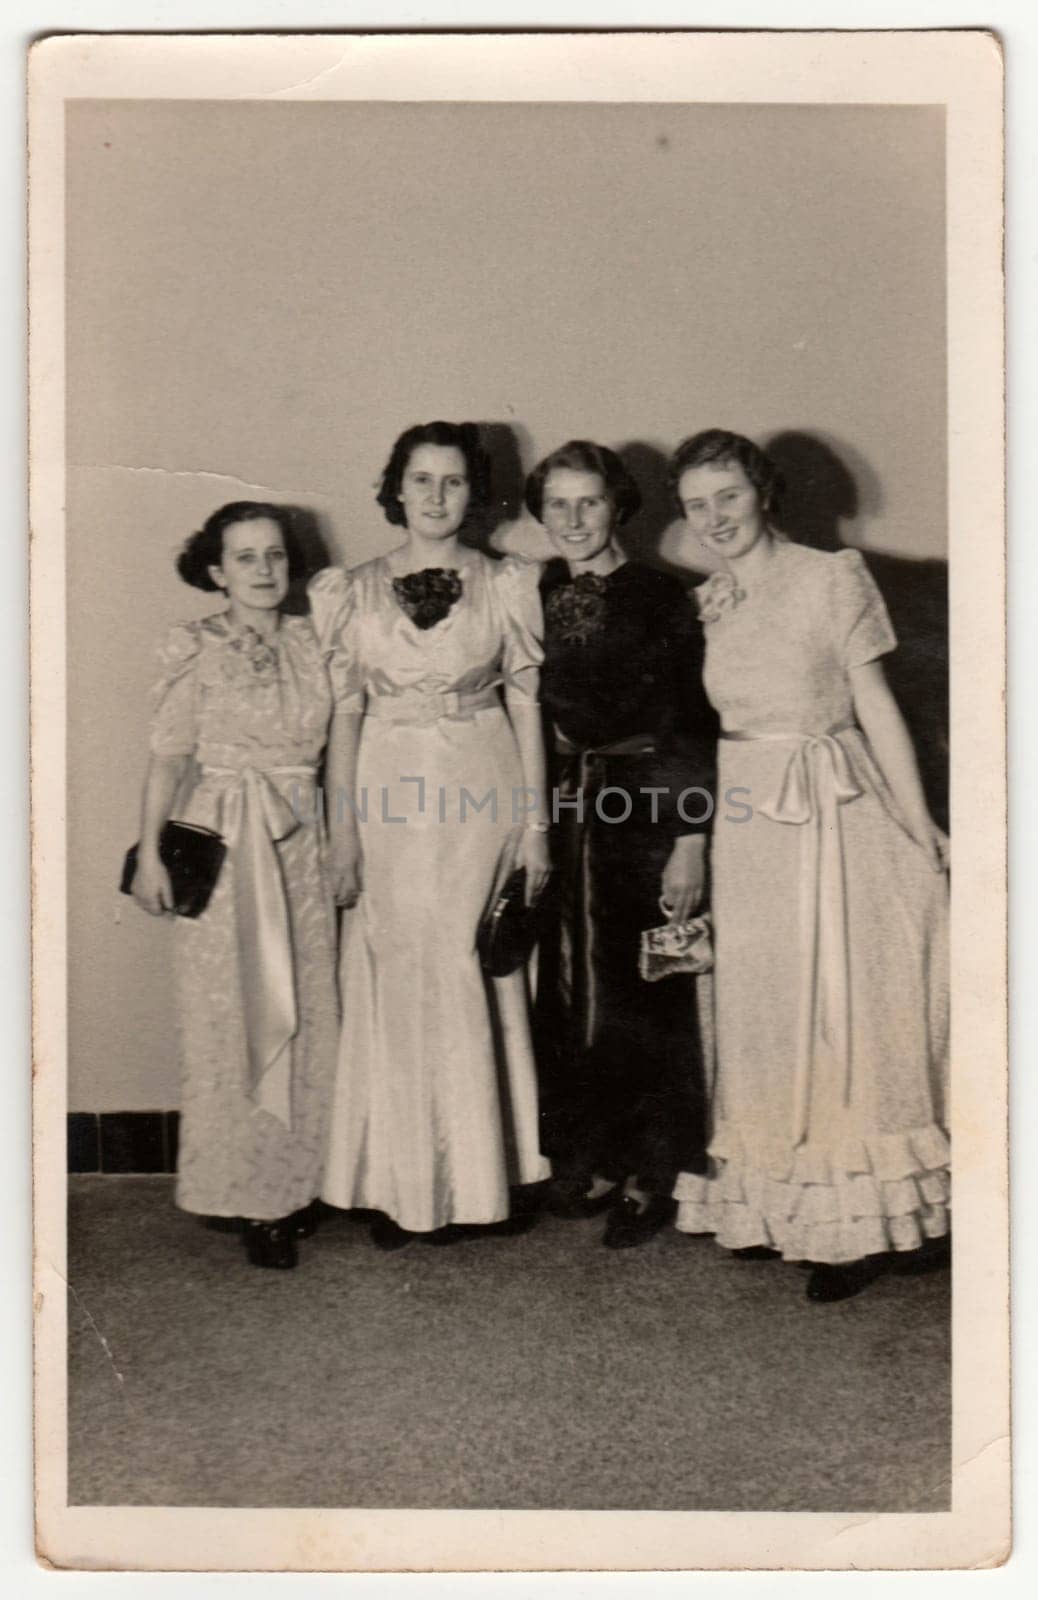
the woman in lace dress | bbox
[131,501,340,1270]
[668,431,950,1302]
[310,421,552,1249]
[527,440,719,1249]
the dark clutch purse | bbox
[477,867,555,978]
[120,821,226,919]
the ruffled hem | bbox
[672,1119,950,1264]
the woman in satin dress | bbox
[310,421,552,1249]
[131,501,340,1270]
[668,430,950,1302]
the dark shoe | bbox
[243,1219,298,1270]
[545,1177,624,1219]
[730,1245,781,1260]
[290,1200,323,1239]
[602,1194,676,1250]
[805,1258,885,1303]
[370,1214,415,1252]
[887,1235,951,1275]
[203,1215,244,1233]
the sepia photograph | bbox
[29,28,1007,1573]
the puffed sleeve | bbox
[494,557,544,701]
[307,566,365,712]
[834,548,897,668]
[149,621,202,758]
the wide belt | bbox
[365,683,501,726]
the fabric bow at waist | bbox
[198,763,316,1130]
[366,682,501,727]
[720,720,862,1146]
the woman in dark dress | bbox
[528,441,719,1247]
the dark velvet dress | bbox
[535,558,719,1195]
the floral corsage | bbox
[695,570,746,624]
[221,623,280,686]
[545,571,609,644]
[392,568,464,629]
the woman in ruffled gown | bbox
[310,421,552,1248]
[131,501,340,1269]
[668,431,950,1302]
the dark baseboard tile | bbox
[68,1112,180,1174]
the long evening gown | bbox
[534,558,719,1196]
[673,543,950,1262]
[149,612,340,1221]
[309,552,550,1233]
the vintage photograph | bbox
[30,31,1007,1573]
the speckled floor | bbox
[67,1176,950,1510]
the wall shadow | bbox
[462,420,533,557]
[282,505,334,614]
[764,430,948,830]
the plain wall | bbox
[66,101,945,1110]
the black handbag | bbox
[120,821,226,919]
[477,867,555,978]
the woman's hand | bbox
[660,836,706,924]
[517,826,552,904]
[132,850,174,917]
[329,830,363,908]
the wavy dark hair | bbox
[667,430,784,522]
[176,501,306,592]
[523,439,642,527]
[376,420,492,528]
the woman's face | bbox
[209,518,290,612]
[398,443,471,539]
[677,459,769,561]
[540,468,616,564]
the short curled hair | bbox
[667,430,784,522]
[176,501,305,592]
[524,439,642,526]
[376,420,492,528]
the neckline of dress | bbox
[380,550,480,584]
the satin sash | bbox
[552,730,658,1049]
[721,720,861,1146]
[201,763,315,1129]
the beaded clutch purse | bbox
[638,907,713,983]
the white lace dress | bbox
[149,612,340,1221]
[673,543,950,1263]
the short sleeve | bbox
[149,622,201,757]
[494,557,544,701]
[307,566,364,712]
[834,548,897,669]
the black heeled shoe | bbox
[887,1235,951,1275]
[602,1194,676,1250]
[370,1214,415,1252]
[243,1219,298,1270]
[290,1200,322,1240]
[203,1215,244,1234]
[730,1245,781,1261]
[805,1257,885,1303]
